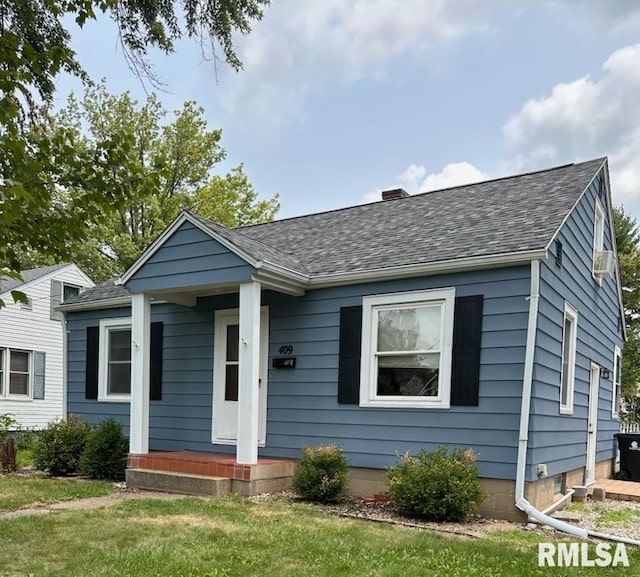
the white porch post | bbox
[130,293,151,454]
[237,281,261,464]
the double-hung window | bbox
[560,303,578,414]
[360,288,455,409]
[0,348,32,398]
[99,318,132,401]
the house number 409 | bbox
[278,345,294,355]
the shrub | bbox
[80,418,129,481]
[387,446,484,522]
[292,444,349,503]
[0,414,17,440]
[33,415,92,476]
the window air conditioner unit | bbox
[594,250,615,276]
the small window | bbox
[63,284,81,302]
[560,303,578,414]
[553,475,563,494]
[99,318,132,401]
[593,200,605,281]
[613,346,622,418]
[360,288,455,409]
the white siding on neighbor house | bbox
[0,266,93,429]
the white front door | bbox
[212,308,269,445]
[585,362,600,485]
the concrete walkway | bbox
[0,490,186,521]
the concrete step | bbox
[126,469,232,497]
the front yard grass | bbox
[1,494,639,576]
[0,475,115,511]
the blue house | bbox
[60,157,624,520]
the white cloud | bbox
[224,0,496,127]
[503,43,640,204]
[419,162,488,192]
[360,160,487,203]
[225,1,640,129]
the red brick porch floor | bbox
[127,451,294,482]
[591,479,640,501]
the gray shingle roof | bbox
[64,158,606,307]
[0,263,70,294]
[61,278,129,306]
[235,158,605,275]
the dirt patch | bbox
[0,488,187,521]
[128,513,224,528]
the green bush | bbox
[387,446,484,522]
[0,414,17,440]
[15,428,39,451]
[33,415,92,476]
[80,418,129,481]
[292,444,349,503]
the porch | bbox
[126,451,296,497]
[591,479,640,502]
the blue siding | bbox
[264,268,528,479]
[530,169,624,481]
[125,221,255,293]
[68,266,530,480]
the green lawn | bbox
[1,494,639,576]
[0,475,115,511]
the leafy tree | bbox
[613,206,640,396]
[0,0,270,303]
[17,85,279,282]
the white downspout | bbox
[62,313,68,419]
[515,260,640,545]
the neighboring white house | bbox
[0,264,94,429]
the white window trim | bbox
[560,303,578,415]
[612,345,622,419]
[62,282,82,300]
[0,348,34,400]
[98,317,132,402]
[593,198,605,284]
[360,287,455,409]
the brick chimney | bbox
[382,188,410,201]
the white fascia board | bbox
[120,212,191,284]
[602,161,628,341]
[120,212,262,285]
[543,159,606,254]
[308,250,546,289]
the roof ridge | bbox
[237,157,606,230]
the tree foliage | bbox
[0,0,270,302]
[613,206,640,396]
[16,85,279,281]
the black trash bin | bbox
[615,433,640,482]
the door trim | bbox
[212,307,269,446]
[585,362,600,485]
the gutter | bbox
[515,260,640,546]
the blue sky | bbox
[56,1,640,222]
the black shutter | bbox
[451,295,483,406]
[85,326,99,399]
[338,306,362,404]
[150,322,163,401]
